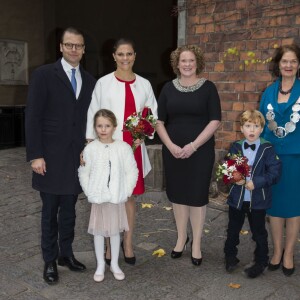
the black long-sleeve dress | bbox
[158,78,221,207]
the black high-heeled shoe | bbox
[105,256,111,266]
[190,240,202,266]
[282,255,295,276]
[282,264,295,276]
[268,250,284,271]
[105,243,111,266]
[121,241,136,265]
[171,236,189,259]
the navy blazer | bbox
[25,59,96,195]
[226,138,281,210]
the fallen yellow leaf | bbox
[142,203,153,208]
[163,206,172,211]
[228,283,241,289]
[152,248,166,257]
[240,230,249,235]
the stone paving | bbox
[0,147,299,300]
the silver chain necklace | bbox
[266,97,300,138]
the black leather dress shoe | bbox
[58,255,86,272]
[225,256,240,273]
[43,261,58,284]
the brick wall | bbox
[184,0,300,153]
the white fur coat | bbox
[78,139,138,204]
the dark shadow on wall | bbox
[100,38,116,77]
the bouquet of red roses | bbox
[216,152,251,184]
[124,107,156,151]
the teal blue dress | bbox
[260,78,300,218]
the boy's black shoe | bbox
[244,263,266,278]
[225,257,240,273]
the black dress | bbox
[158,79,221,207]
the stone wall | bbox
[0,0,45,106]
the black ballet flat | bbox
[171,236,189,259]
[121,241,136,265]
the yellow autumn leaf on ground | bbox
[228,283,241,289]
[152,248,166,257]
[142,203,153,208]
[163,206,172,211]
[240,230,249,235]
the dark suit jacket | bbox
[25,59,96,195]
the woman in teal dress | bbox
[260,44,300,276]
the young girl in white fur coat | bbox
[78,109,138,282]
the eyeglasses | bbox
[280,59,299,66]
[62,43,85,50]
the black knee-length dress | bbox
[158,78,221,207]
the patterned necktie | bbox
[244,142,256,151]
[71,68,77,95]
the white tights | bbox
[94,233,123,275]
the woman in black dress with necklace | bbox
[156,45,221,265]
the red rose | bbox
[226,159,235,167]
[223,175,230,184]
[140,119,154,135]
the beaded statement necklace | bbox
[172,78,206,93]
[279,82,293,95]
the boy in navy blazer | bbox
[224,110,281,278]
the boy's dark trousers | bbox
[224,202,269,266]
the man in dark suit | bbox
[25,27,96,284]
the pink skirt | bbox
[88,202,129,237]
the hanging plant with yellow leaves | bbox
[221,44,278,71]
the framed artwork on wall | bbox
[0,39,28,85]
